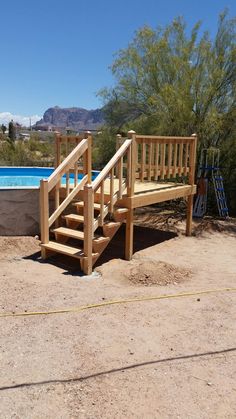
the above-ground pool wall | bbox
[0,189,40,235]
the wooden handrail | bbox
[40,135,92,245]
[135,135,196,142]
[92,139,132,191]
[48,138,88,192]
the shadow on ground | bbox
[24,224,177,275]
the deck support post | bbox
[186,133,197,237]
[124,130,136,261]
[40,179,49,259]
[125,208,134,260]
[186,194,193,236]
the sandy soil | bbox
[0,213,236,419]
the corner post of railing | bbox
[190,133,197,185]
[186,133,198,237]
[83,183,94,275]
[125,130,136,262]
[40,179,49,246]
[55,132,61,168]
[128,130,137,197]
[85,131,92,183]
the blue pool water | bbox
[0,167,98,188]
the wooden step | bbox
[41,241,99,263]
[63,214,84,223]
[53,227,84,241]
[52,226,109,254]
[113,208,129,222]
[92,236,110,253]
[103,222,121,238]
[73,201,101,211]
[41,241,84,259]
[62,213,84,229]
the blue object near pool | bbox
[0,167,99,188]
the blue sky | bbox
[0,0,235,125]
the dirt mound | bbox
[125,260,191,286]
[0,236,40,259]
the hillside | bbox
[35,106,104,131]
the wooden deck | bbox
[104,179,196,208]
[41,132,197,274]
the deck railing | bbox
[116,132,197,185]
[40,134,92,245]
[54,133,91,169]
[135,134,196,183]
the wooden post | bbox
[186,195,193,236]
[55,133,61,168]
[83,184,94,275]
[125,130,136,261]
[186,134,197,236]
[127,130,136,196]
[40,179,49,258]
[85,131,92,183]
[125,208,134,260]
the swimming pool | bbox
[0,167,99,235]
[0,167,99,188]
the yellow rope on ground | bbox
[0,287,236,319]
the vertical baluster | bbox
[119,157,123,199]
[54,181,60,227]
[178,142,183,176]
[74,162,78,187]
[66,171,70,196]
[127,146,131,189]
[184,143,189,176]
[110,167,114,213]
[167,143,172,178]
[154,142,159,181]
[148,141,153,181]
[99,180,104,227]
[160,143,166,180]
[173,142,178,178]
[141,139,146,181]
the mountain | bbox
[35,106,104,131]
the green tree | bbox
[8,120,16,142]
[100,11,236,148]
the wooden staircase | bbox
[40,132,134,274]
[41,199,128,271]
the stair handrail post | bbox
[128,130,137,197]
[85,131,92,183]
[83,183,94,275]
[40,178,49,244]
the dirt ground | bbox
[0,210,236,419]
